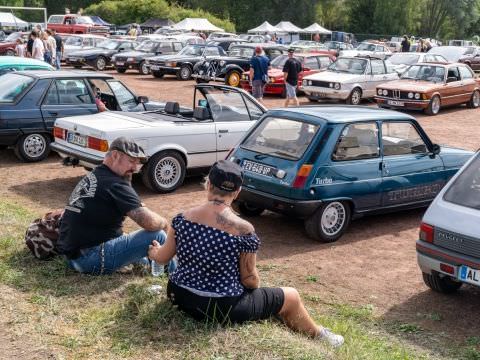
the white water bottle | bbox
[151,260,164,277]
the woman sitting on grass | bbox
[148,160,344,347]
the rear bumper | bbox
[239,81,285,95]
[375,97,429,110]
[238,186,322,218]
[50,142,103,168]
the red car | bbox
[0,32,29,56]
[47,14,109,35]
[239,52,336,97]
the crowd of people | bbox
[400,35,433,52]
[14,25,63,69]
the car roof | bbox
[414,62,465,67]
[268,105,415,123]
[0,56,52,66]
[13,70,113,79]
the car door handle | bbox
[49,111,58,116]
[218,129,229,133]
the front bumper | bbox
[300,85,351,100]
[238,186,322,218]
[148,65,180,74]
[375,96,429,110]
[50,142,103,169]
[114,61,140,70]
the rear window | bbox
[0,74,34,103]
[242,117,320,160]
[443,153,480,210]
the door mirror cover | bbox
[137,96,148,103]
[431,143,441,155]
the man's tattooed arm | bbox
[127,206,168,232]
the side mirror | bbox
[137,95,148,103]
[118,48,125,52]
[446,76,457,83]
[198,99,208,107]
[431,143,441,155]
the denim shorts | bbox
[252,80,265,98]
[285,82,297,98]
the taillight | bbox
[53,126,66,140]
[419,222,434,243]
[88,136,109,152]
[292,164,313,188]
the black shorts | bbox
[167,280,284,324]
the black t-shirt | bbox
[53,34,62,52]
[57,164,142,259]
[282,57,302,86]
[27,38,34,54]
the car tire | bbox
[152,71,164,78]
[304,201,351,242]
[467,90,480,109]
[6,49,15,56]
[422,272,463,294]
[425,95,441,115]
[225,70,241,87]
[177,65,192,80]
[116,68,127,73]
[95,56,107,71]
[14,133,50,162]
[237,201,265,217]
[142,151,186,193]
[139,61,149,75]
[346,87,362,105]
[195,78,209,84]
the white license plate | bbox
[313,92,326,98]
[242,160,275,177]
[67,132,88,147]
[116,62,125,66]
[387,100,404,106]
[150,65,159,70]
[458,265,480,286]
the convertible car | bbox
[50,85,267,193]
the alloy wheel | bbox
[23,134,47,159]
[320,202,346,236]
[154,156,182,189]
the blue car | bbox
[0,70,164,162]
[229,106,473,242]
[0,56,54,75]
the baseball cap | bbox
[255,46,262,54]
[109,137,148,163]
[288,48,295,53]
[208,160,243,192]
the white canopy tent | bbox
[0,12,28,28]
[274,21,303,43]
[247,21,281,34]
[302,23,332,35]
[172,18,223,32]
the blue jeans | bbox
[44,51,52,64]
[55,51,62,69]
[67,229,176,275]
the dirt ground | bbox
[1,69,480,355]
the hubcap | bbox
[228,73,240,86]
[432,97,440,113]
[320,202,346,236]
[154,156,181,189]
[180,67,190,79]
[23,134,46,158]
[351,90,361,105]
[473,91,480,107]
[97,58,106,70]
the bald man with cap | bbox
[57,137,176,275]
[249,46,270,105]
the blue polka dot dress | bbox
[169,213,259,297]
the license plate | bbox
[69,58,77,62]
[116,61,125,66]
[242,160,275,177]
[150,65,159,70]
[313,92,326,97]
[458,265,480,286]
[67,132,88,147]
[387,100,404,106]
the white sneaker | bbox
[319,327,344,348]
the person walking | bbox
[417,38,425,52]
[249,46,270,105]
[31,31,45,61]
[51,28,64,69]
[15,38,25,57]
[400,35,410,52]
[283,48,301,107]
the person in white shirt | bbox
[15,39,25,57]
[45,29,57,65]
[32,31,45,61]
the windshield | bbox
[328,58,367,74]
[76,16,94,24]
[65,36,82,46]
[400,65,445,82]
[4,32,20,42]
[356,43,377,51]
[0,74,34,103]
[270,54,302,68]
[443,153,480,210]
[136,41,157,52]
[428,47,467,62]
[97,40,120,50]
[388,53,420,65]
[178,45,204,56]
[242,117,320,160]
[228,46,254,57]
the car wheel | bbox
[467,90,480,109]
[346,87,362,105]
[225,70,241,87]
[14,133,50,162]
[422,272,463,294]
[139,61,149,75]
[142,151,186,193]
[304,201,351,242]
[425,95,441,115]
[152,71,164,78]
[177,65,192,80]
[95,56,107,71]
[5,49,15,56]
[116,68,127,73]
[237,201,265,217]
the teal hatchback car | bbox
[229,106,473,242]
[0,56,54,75]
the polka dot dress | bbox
[169,213,259,297]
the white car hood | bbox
[304,70,362,83]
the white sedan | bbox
[300,56,399,105]
[50,84,266,193]
[339,41,392,59]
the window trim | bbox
[106,79,138,109]
[42,78,94,106]
[331,121,381,162]
[380,120,430,157]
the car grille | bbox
[434,228,480,259]
[115,56,127,61]
[382,90,413,100]
[310,80,331,88]
[149,60,165,66]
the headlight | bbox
[408,92,414,99]
[382,89,388,96]
[127,57,134,62]
[329,82,334,88]
[334,83,341,90]
[377,88,382,95]
[219,60,226,67]
[270,77,275,83]
[308,80,312,86]
[415,93,420,99]
[166,61,176,67]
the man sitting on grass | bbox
[57,137,176,275]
